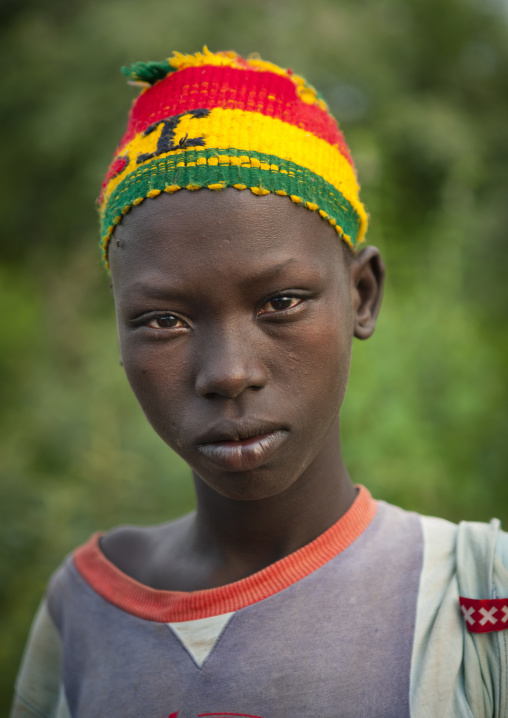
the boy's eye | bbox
[258,295,302,314]
[146,314,187,329]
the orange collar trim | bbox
[74,485,377,622]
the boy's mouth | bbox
[197,421,288,472]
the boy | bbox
[10,48,508,718]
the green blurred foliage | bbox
[1,0,507,711]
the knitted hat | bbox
[99,48,368,264]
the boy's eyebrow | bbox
[241,258,298,286]
[124,281,189,300]
[122,259,301,299]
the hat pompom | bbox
[120,60,173,86]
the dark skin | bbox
[103,188,384,591]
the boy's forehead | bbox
[110,188,348,284]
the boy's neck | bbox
[191,419,355,581]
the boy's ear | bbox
[350,246,385,340]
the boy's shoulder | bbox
[410,513,508,717]
[99,513,198,591]
[52,499,508,616]
[51,499,508,606]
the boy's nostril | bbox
[195,368,266,399]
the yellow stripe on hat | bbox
[102,107,362,218]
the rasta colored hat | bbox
[99,47,368,264]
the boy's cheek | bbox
[270,320,352,386]
[120,352,185,413]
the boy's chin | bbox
[183,430,313,502]
[191,464,303,502]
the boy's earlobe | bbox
[351,246,385,340]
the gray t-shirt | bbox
[10,487,508,718]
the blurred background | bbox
[1,0,507,709]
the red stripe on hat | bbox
[117,65,354,166]
[459,596,508,633]
[74,485,377,622]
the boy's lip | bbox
[196,419,289,471]
[196,418,287,444]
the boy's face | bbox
[109,189,380,501]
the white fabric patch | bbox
[410,516,470,718]
[56,687,72,718]
[11,600,72,718]
[168,612,235,668]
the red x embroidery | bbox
[459,597,508,633]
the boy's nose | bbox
[195,329,267,399]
